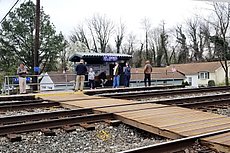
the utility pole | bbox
[33,0,40,91]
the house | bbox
[130,67,186,86]
[40,72,76,91]
[170,61,229,87]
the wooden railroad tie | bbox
[80,123,96,131]
[41,128,56,136]
[105,119,121,126]
[62,125,76,132]
[7,134,22,142]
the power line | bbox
[0,0,21,24]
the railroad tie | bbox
[104,119,121,126]
[80,123,96,131]
[41,128,56,136]
[7,134,22,142]
[62,125,76,132]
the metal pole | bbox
[7,76,10,95]
[33,0,40,92]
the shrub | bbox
[208,80,215,87]
[182,80,189,86]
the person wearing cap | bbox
[75,59,87,91]
[17,63,28,94]
[144,60,152,87]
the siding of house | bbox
[185,75,198,87]
[215,66,230,84]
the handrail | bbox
[1,72,180,95]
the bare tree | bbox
[200,22,213,60]
[176,26,190,63]
[212,2,230,85]
[141,18,151,59]
[115,21,125,53]
[187,18,205,62]
[69,25,90,50]
[160,21,169,66]
[88,14,114,53]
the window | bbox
[198,72,209,79]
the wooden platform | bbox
[37,92,230,152]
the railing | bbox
[1,71,181,95]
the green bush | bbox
[208,80,215,87]
[182,80,189,86]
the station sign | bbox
[103,56,118,62]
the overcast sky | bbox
[0,0,213,37]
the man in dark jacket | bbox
[75,59,87,91]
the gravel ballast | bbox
[0,123,166,153]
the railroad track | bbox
[0,99,61,111]
[120,129,230,153]
[84,84,184,95]
[0,108,113,136]
[97,86,230,99]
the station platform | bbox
[23,91,230,152]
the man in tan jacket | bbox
[144,60,152,87]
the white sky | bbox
[0,0,213,38]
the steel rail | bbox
[152,93,230,105]
[0,113,113,136]
[98,86,230,99]
[0,99,44,106]
[0,102,61,111]
[177,98,230,108]
[0,95,36,101]
[84,85,184,95]
[0,108,93,124]
[119,129,230,153]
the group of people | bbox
[74,60,132,91]
[74,59,152,91]
[16,59,153,94]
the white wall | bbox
[185,75,198,87]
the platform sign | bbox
[34,67,40,73]
[103,56,118,62]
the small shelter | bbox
[69,52,132,86]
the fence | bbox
[1,72,182,95]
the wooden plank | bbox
[162,116,226,129]
[180,123,230,136]
[203,132,230,143]
[201,139,230,153]
[140,111,218,123]
[170,120,230,135]
[139,113,221,128]
[62,99,133,108]
[135,110,197,120]
[117,107,185,118]
[96,103,167,113]
[114,114,183,139]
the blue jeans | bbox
[124,75,130,87]
[113,75,120,88]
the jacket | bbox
[75,63,87,75]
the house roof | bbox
[170,61,223,75]
[45,72,76,83]
[131,67,185,80]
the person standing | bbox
[17,63,28,94]
[124,63,131,87]
[113,62,121,88]
[144,60,152,87]
[75,59,87,92]
[88,68,95,89]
